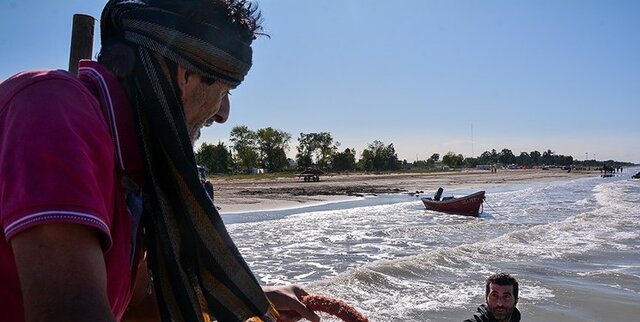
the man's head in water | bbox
[485,273,519,322]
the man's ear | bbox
[176,65,189,98]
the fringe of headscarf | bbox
[101,1,277,321]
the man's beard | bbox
[490,305,514,321]
[190,128,201,145]
[189,117,215,145]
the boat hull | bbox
[421,191,485,216]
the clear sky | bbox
[2,0,638,163]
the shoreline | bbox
[218,194,361,215]
[211,168,602,214]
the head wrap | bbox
[100,1,276,321]
[102,0,254,86]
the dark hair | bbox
[485,273,519,299]
[97,0,264,81]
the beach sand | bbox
[211,168,598,213]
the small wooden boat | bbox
[421,190,485,216]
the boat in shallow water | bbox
[421,190,485,216]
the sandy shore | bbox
[211,168,600,213]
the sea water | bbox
[224,168,640,322]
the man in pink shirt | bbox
[0,1,319,322]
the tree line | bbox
[196,125,633,174]
[439,149,575,168]
[196,125,399,174]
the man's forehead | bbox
[489,283,514,294]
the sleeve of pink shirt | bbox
[0,74,116,249]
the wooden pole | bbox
[68,14,95,74]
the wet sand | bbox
[211,168,599,213]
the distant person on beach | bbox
[0,1,319,322]
[463,273,521,322]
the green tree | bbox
[414,160,429,168]
[542,149,554,165]
[230,125,258,171]
[428,153,440,165]
[464,157,479,168]
[382,143,400,170]
[359,140,399,171]
[196,141,231,174]
[479,149,498,164]
[295,133,314,168]
[498,148,516,165]
[296,153,313,169]
[295,132,338,168]
[556,154,574,166]
[529,150,541,165]
[442,151,464,167]
[516,152,531,166]
[256,127,291,172]
[196,142,215,173]
[359,148,374,171]
[332,148,357,171]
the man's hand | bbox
[262,285,320,322]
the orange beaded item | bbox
[300,294,369,322]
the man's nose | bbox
[210,94,230,124]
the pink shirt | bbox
[0,61,143,321]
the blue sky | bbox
[1,0,638,163]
